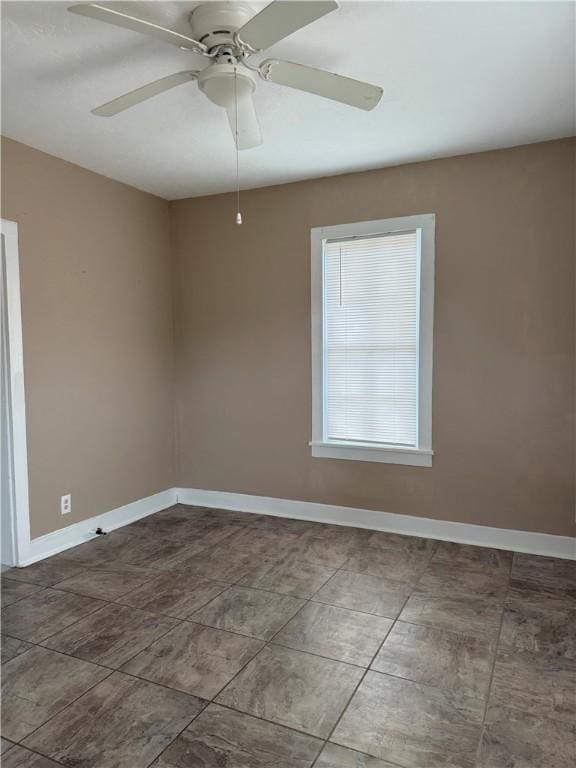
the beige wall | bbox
[3,136,574,540]
[2,138,175,538]
[172,139,576,537]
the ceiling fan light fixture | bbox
[197,63,255,108]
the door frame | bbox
[1,218,31,566]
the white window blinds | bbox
[323,230,419,447]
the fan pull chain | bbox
[234,67,242,225]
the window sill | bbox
[309,441,433,467]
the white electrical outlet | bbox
[61,493,71,515]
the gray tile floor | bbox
[1,505,575,767]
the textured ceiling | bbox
[2,1,574,199]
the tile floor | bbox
[1,505,575,767]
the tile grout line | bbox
[2,593,111,646]
[0,587,50,609]
[3,742,69,766]
[309,582,417,768]
[140,698,208,768]
[3,641,206,708]
[481,555,513,723]
[306,538,432,766]
[112,582,230,620]
[31,595,185,652]
[473,552,514,764]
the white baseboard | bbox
[18,486,575,566]
[176,488,576,560]
[19,489,178,566]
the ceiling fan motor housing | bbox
[189,2,254,51]
[198,63,256,108]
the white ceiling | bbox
[2,1,574,199]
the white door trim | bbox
[1,219,32,566]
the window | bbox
[310,214,435,466]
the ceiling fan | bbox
[68,1,383,149]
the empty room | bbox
[1,1,574,767]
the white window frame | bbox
[310,213,435,467]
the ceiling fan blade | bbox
[68,4,207,52]
[260,59,383,111]
[236,1,338,51]
[226,95,262,150]
[92,71,198,117]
